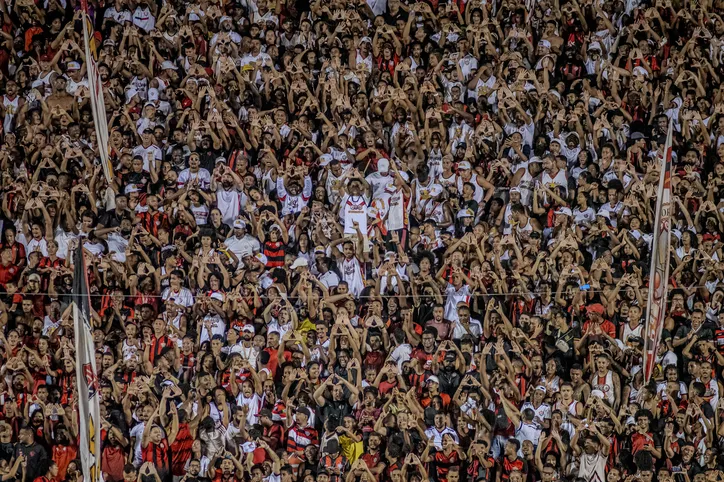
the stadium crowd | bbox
[0,0,723,481]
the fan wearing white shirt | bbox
[178,153,212,191]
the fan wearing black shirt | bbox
[14,426,48,482]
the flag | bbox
[642,120,674,384]
[73,243,102,482]
[80,6,112,183]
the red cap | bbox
[587,303,605,315]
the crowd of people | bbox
[0,0,723,480]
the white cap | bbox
[591,389,605,399]
[242,324,255,333]
[456,208,475,219]
[377,158,390,173]
[254,253,268,265]
[233,219,247,229]
[458,161,472,170]
[633,66,649,78]
[555,207,572,217]
[319,153,333,166]
[161,60,178,71]
[588,41,602,51]
[539,39,551,49]
[125,87,139,104]
[66,61,81,71]
[290,258,309,269]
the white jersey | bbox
[325,170,345,205]
[190,203,209,225]
[428,148,443,178]
[578,453,607,482]
[384,188,408,231]
[457,174,486,203]
[444,283,471,322]
[178,168,211,190]
[520,401,551,426]
[414,179,443,218]
[356,51,373,72]
[515,421,542,452]
[33,70,55,96]
[216,187,244,226]
[438,172,457,191]
[340,194,369,235]
[2,95,19,133]
[277,176,312,216]
[338,256,365,297]
[554,400,580,421]
[592,370,615,405]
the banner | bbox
[80,6,112,183]
[642,120,673,384]
[73,243,102,482]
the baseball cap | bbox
[457,161,472,170]
[242,325,255,334]
[66,61,81,71]
[28,274,41,282]
[254,253,268,265]
[290,258,309,269]
[426,375,440,384]
[555,207,572,217]
[631,131,647,140]
[161,60,178,71]
[314,246,326,255]
[456,208,475,219]
[377,158,390,173]
[233,219,247,229]
[587,303,605,315]
[125,86,139,104]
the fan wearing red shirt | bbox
[498,439,528,482]
[210,456,244,482]
[581,304,616,338]
[141,401,179,482]
[630,410,662,460]
[33,460,58,482]
[0,248,19,288]
[359,432,386,479]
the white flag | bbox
[73,243,102,482]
